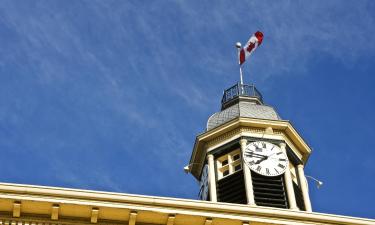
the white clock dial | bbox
[198,164,209,200]
[243,141,288,177]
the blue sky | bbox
[0,0,375,219]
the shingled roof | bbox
[207,101,281,130]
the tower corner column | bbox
[280,142,298,210]
[240,138,256,206]
[297,164,312,212]
[207,154,217,202]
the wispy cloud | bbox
[0,1,374,214]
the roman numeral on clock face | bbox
[278,163,285,169]
[279,158,286,161]
[256,165,262,172]
[266,168,270,175]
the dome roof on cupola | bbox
[206,83,281,131]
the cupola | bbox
[188,83,312,212]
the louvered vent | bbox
[217,170,246,204]
[293,181,305,210]
[251,171,288,208]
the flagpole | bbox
[239,65,244,85]
[236,42,244,85]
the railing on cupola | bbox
[221,83,263,110]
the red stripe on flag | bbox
[255,31,263,45]
[239,49,245,65]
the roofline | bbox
[0,182,373,225]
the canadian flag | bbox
[239,31,263,65]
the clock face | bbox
[243,141,288,177]
[198,164,209,200]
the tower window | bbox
[216,149,242,179]
[234,164,242,171]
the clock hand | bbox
[245,152,268,158]
[245,154,266,159]
[245,152,269,165]
[255,156,268,164]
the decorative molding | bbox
[0,182,373,225]
[128,211,137,225]
[51,205,59,220]
[12,202,21,218]
[206,126,285,150]
[0,219,112,225]
[240,127,265,133]
[206,128,241,149]
[265,127,273,134]
[166,214,175,225]
[204,218,212,225]
[90,208,99,223]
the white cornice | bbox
[0,182,373,225]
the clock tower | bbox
[188,83,312,211]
